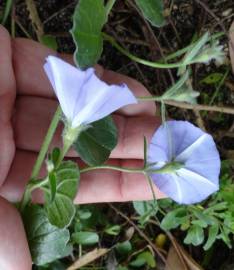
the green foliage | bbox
[44,160,80,228]
[160,207,188,230]
[184,224,204,246]
[23,205,72,266]
[71,0,107,69]
[72,231,99,245]
[116,241,132,255]
[105,224,121,236]
[1,0,12,25]
[135,0,165,27]
[130,251,156,268]
[36,261,66,270]
[158,161,234,250]
[40,35,58,50]
[74,116,117,166]
[200,72,224,85]
[159,70,199,104]
[133,200,158,227]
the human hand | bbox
[0,25,165,269]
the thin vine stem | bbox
[80,165,145,174]
[102,32,183,69]
[30,106,62,180]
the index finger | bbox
[13,38,156,116]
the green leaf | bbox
[135,0,165,27]
[105,224,121,236]
[137,251,156,268]
[200,72,223,84]
[72,231,99,245]
[41,35,58,50]
[130,251,156,268]
[130,258,146,268]
[48,171,57,203]
[184,225,204,246]
[74,116,117,166]
[1,0,13,25]
[23,205,72,266]
[71,0,107,68]
[133,200,158,226]
[117,266,128,270]
[160,71,199,104]
[203,223,219,250]
[51,147,61,167]
[77,208,92,220]
[45,161,80,228]
[160,208,187,231]
[116,241,132,255]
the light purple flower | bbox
[44,56,137,128]
[147,121,220,204]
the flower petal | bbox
[151,168,218,204]
[176,133,220,185]
[44,56,137,128]
[44,56,94,122]
[72,73,137,127]
[148,120,220,204]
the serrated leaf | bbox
[74,116,117,166]
[23,205,72,266]
[203,223,219,250]
[72,231,99,245]
[135,0,165,27]
[45,161,80,228]
[71,0,107,68]
[184,225,204,246]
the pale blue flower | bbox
[147,121,220,204]
[44,56,137,128]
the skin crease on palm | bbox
[0,25,166,269]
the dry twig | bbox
[162,100,234,115]
[109,203,167,265]
[25,0,44,41]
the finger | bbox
[13,38,155,115]
[0,196,32,270]
[0,26,15,186]
[0,150,165,203]
[14,96,161,159]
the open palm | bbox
[0,26,164,269]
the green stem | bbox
[105,0,116,15]
[20,106,61,212]
[30,106,62,180]
[20,177,49,212]
[146,174,157,202]
[161,32,224,63]
[80,165,145,174]
[81,162,183,175]
[103,32,224,70]
[137,96,161,101]
[103,32,185,69]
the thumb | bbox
[0,196,32,270]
